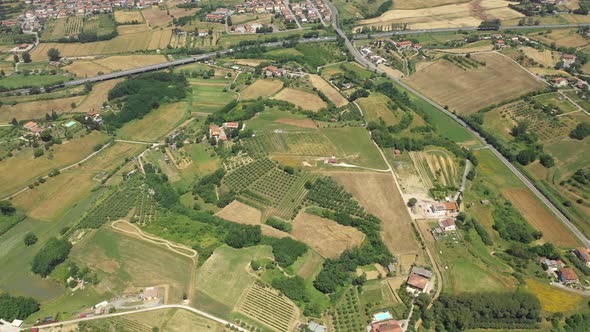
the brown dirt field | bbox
[330,171,420,255]
[76,79,122,113]
[241,79,284,100]
[503,188,579,247]
[114,11,144,24]
[308,74,349,107]
[0,96,86,122]
[216,200,262,225]
[274,118,317,128]
[291,212,365,259]
[404,52,544,115]
[378,64,405,79]
[117,24,150,35]
[215,201,291,238]
[272,88,327,112]
[63,61,110,77]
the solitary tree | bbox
[22,52,31,63]
[407,197,418,208]
[11,117,18,127]
[24,233,38,246]
[47,48,61,61]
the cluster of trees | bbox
[266,237,307,267]
[105,72,188,128]
[572,168,590,185]
[433,292,541,330]
[570,123,590,140]
[266,217,292,232]
[31,237,72,277]
[456,213,493,246]
[271,275,307,301]
[492,202,542,243]
[0,293,40,321]
[192,168,234,208]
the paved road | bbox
[327,2,590,249]
[23,304,248,331]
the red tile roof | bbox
[559,267,578,281]
[407,274,429,290]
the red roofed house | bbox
[263,65,284,77]
[18,43,29,50]
[558,267,578,284]
[439,219,456,231]
[223,122,239,129]
[443,202,458,213]
[24,121,39,130]
[553,77,568,87]
[209,124,221,137]
[143,287,160,301]
[575,247,590,267]
[30,127,44,136]
[394,40,413,49]
[562,54,576,68]
[372,320,403,332]
[406,273,429,292]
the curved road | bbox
[327,1,590,249]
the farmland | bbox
[329,171,420,255]
[356,92,398,125]
[308,74,349,107]
[272,88,327,112]
[236,282,298,332]
[0,95,86,122]
[409,149,460,189]
[331,287,365,332]
[114,11,145,24]
[243,131,338,158]
[40,14,116,41]
[354,0,523,31]
[526,278,586,313]
[528,29,590,49]
[76,79,123,113]
[291,212,365,258]
[240,79,284,100]
[189,78,237,114]
[194,245,273,318]
[117,102,187,142]
[404,52,545,115]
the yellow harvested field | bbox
[291,212,365,259]
[117,24,150,35]
[521,47,559,67]
[241,79,284,100]
[12,142,143,221]
[0,96,86,122]
[76,79,122,113]
[503,188,579,247]
[64,55,168,77]
[394,0,471,9]
[234,59,267,67]
[404,52,544,115]
[526,279,585,313]
[330,171,420,255]
[272,88,327,112]
[274,118,317,128]
[114,10,144,24]
[308,74,348,107]
[143,6,198,28]
[355,0,523,30]
[30,31,172,60]
[530,29,590,48]
[378,64,405,79]
[0,131,110,197]
[118,102,186,142]
[215,201,291,238]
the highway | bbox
[326,1,590,249]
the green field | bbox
[117,101,188,142]
[0,74,67,90]
[321,127,388,169]
[189,78,236,114]
[194,245,273,318]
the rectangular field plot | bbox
[236,282,297,332]
[223,158,276,191]
[244,131,338,157]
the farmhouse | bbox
[553,77,568,88]
[85,111,103,124]
[209,124,228,142]
[438,219,456,231]
[371,319,403,332]
[263,65,284,77]
[558,267,578,284]
[223,122,240,129]
[23,121,39,131]
[143,287,160,301]
[430,202,458,216]
[540,257,564,271]
[406,267,432,293]
[561,54,576,68]
[574,247,590,267]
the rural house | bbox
[85,111,103,124]
[553,77,568,88]
[430,202,458,216]
[143,287,160,301]
[575,247,590,267]
[438,219,456,232]
[561,54,576,68]
[222,122,240,130]
[540,257,564,271]
[558,267,578,284]
[371,319,403,332]
[263,65,284,77]
[209,124,228,142]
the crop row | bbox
[244,132,336,157]
[332,287,365,332]
[77,186,142,229]
[306,177,366,217]
[239,284,295,332]
[250,168,298,205]
[224,158,275,191]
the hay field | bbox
[503,188,579,247]
[12,142,142,221]
[0,131,110,197]
[291,212,365,259]
[274,118,317,128]
[101,308,222,332]
[410,149,459,188]
[526,279,585,313]
[77,79,122,113]
[330,171,420,255]
[0,96,85,122]
[117,23,150,34]
[356,93,397,125]
[308,74,349,107]
[215,201,290,238]
[71,226,193,303]
[31,30,172,60]
[64,55,167,77]
[529,29,590,48]
[194,245,273,317]
[355,0,523,30]
[241,79,284,100]
[117,102,186,142]
[143,6,198,28]
[393,0,471,9]
[521,47,559,67]
[272,88,327,112]
[114,11,144,24]
[403,52,544,115]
